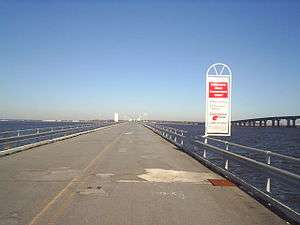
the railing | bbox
[201,136,300,168]
[0,124,95,139]
[0,124,93,143]
[0,122,116,152]
[197,136,300,192]
[144,123,186,147]
[144,122,300,223]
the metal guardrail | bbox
[0,124,91,140]
[202,136,300,165]
[195,140,300,191]
[144,124,186,147]
[0,123,115,151]
[0,125,95,145]
[144,122,300,223]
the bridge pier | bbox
[276,119,280,126]
[233,116,299,128]
[287,119,296,127]
[287,119,291,127]
[291,119,296,127]
[271,120,275,127]
[257,120,267,127]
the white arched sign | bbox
[205,63,232,136]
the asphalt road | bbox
[0,123,287,225]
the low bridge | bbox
[232,116,300,127]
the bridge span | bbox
[232,116,300,127]
[0,123,287,225]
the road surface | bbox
[0,123,286,225]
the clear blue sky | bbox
[1,0,299,121]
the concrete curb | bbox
[0,123,119,157]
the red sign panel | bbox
[209,82,228,98]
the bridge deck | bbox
[0,123,286,225]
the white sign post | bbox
[205,63,232,137]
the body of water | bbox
[0,120,93,132]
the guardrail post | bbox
[174,136,177,142]
[181,139,184,146]
[266,151,271,165]
[225,159,229,170]
[203,149,207,158]
[266,178,271,193]
[17,131,20,137]
[204,137,207,144]
[225,142,229,151]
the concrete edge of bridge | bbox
[0,123,120,158]
[143,124,299,225]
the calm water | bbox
[0,120,93,132]
[158,123,300,213]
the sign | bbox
[205,63,232,136]
[114,113,119,122]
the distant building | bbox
[114,113,119,122]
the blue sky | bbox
[1,0,299,121]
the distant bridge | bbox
[232,116,300,127]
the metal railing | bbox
[0,124,92,140]
[196,137,300,192]
[201,136,300,168]
[144,122,300,223]
[0,122,116,151]
[144,123,186,147]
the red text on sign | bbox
[209,82,228,98]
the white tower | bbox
[114,113,119,122]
